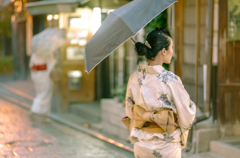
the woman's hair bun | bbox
[134,27,171,60]
[135,42,149,56]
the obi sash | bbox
[32,64,47,71]
[122,104,178,133]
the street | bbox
[0,95,134,158]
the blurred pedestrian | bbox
[29,52,56,122]
[125,27,196,158]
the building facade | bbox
[174,0,240,153]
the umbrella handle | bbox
[131,38,136,44]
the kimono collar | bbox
[137,63,166,74]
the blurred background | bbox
[0,0,240,157]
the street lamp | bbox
[53,14,59,20]
[47,14,53,21]
[14,0,22,13]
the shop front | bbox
[25,0,99,112]
[24,0,134,112]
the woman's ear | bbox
[161,48,166,56]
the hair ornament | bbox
[144,40,152,49]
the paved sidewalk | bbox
[0,80,222,158]
[0,80,134,152]
[0,80,35,101]
[0,97,134,158]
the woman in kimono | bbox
[125,27,196,158]
[29,52,56,122]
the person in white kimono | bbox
[29,52,56,122]
[125,27,196,158]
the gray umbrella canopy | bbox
[85,0,177,73]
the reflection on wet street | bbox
[0,98,133,158]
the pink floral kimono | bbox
[125,64,196,158]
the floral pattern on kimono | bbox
[153,151,162,158]
[156,71,178,84]
[125,63,196,157]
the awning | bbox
[24,0,88,15]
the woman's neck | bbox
[148,59,163,66]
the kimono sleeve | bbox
[125,75,135,119]
[168,76,196,149]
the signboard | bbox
[228,0,240,41]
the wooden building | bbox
[174,0,240,141]
[10,0,29,80]
[218,0,240,136]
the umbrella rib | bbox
[131,38,136,43]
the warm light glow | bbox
[96,134,104,139]
[93,133,134,152]
[117,143,124,147]
[83,123,89,128]
[11,15,15,22]
[78,30,88,38]
[53,14,59,20]
[70,39,78,44]
[47,15,53,21]
[78,40,87,46]
[14,0,22,13]
[81,10,89,29]
[107,139,115,143]
[59,14,64,29]
[12,151,18,156]
[73,71,81,77]
[69,18,81,28]
[28,147,33,152]
[68,71,82,78]
[92,7,101,35]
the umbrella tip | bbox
[85,70,90,74]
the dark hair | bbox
[135,27,172,60]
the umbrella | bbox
[85,0,177,73]
[31,28,66,55]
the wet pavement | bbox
[0,96,134,158]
